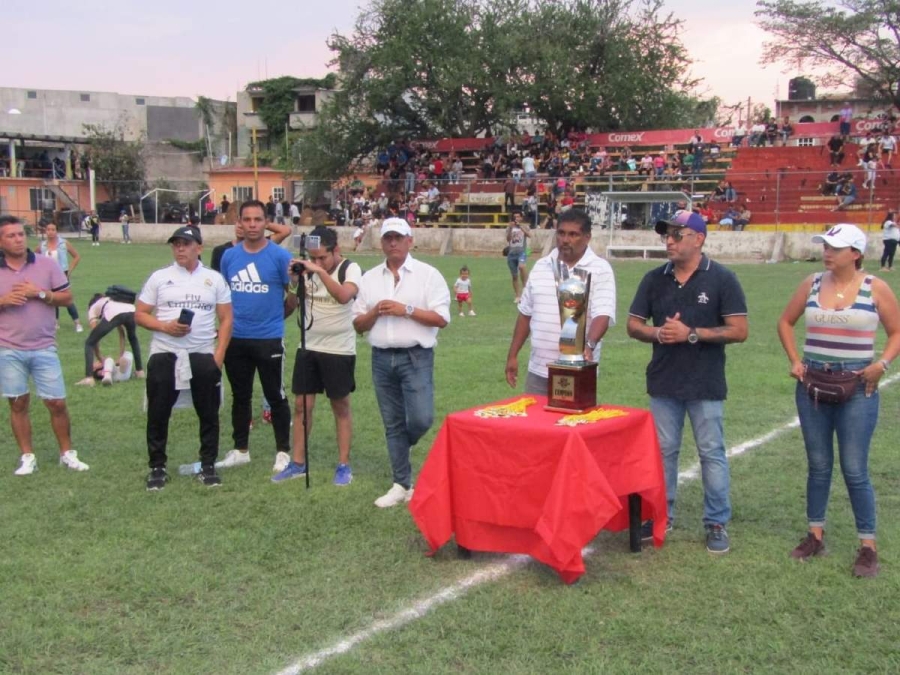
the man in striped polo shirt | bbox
[505,208,616,395]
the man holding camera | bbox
[217,200,294,474]
[273,226,362,486]
[135,226,232,490]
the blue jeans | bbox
[795,360,878,538]
[650,397,731,526]
[371,346,435,487]
[0,347,67,399]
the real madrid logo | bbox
[204,278,213,286]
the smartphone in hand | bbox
[177,308,195,326]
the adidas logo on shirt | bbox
[230,262,270,293]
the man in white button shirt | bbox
[505,208,616,395]
[352,218,451,507]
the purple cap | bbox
[655,210,707,236]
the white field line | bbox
[275,373,900,674]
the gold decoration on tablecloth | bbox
[474,397,537,418]
[556,408,628,426]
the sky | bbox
[7,0,798,119]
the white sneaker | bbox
[215,449,251,469]
[273,451,291,473]
[459,312,465,317]
[101,371,113,386]
[469,310,476,316]
[374,483,414,508]
[75,323,84,333]
[75,377,95,387]
[14,453,37,476]
[60,450,89,471]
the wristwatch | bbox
[879,359,890,372]
[586,339,597,350]
[405,304,415,317]
[38,290,48,302]
[687,329,699,345]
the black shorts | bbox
[292,350,355,399]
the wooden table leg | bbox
[628,493,642,553]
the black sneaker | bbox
[640,519,673,542]
[146,467,169,491]
[197,464,222,487]
[706,524,730,554]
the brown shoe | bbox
[790,532,826,560]
[852,546,880,578]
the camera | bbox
[291,234,322,275]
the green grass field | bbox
[1,239,899,674]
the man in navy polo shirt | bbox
[626,210,748,554]
[218,200,293,474]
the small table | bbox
[409,396,668,583]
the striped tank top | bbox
[803,273,878,362]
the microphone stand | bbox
[296,267,313,489]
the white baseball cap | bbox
[381,217,412,237]
[811,224,868,253]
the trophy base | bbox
[545,361,597,413]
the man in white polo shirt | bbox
[352,218,451,507]
[135,226,233,491]
[505,208,616,395]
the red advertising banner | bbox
[425,118,894,154]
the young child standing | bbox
[454,266,476,317]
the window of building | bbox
[250,98,263,113]
[29,187,55,211]
[80,93,91,102]
[233,186,254,202]
[799,115,815,123]
[829,114,840,123]
[135,97,146,105]
[27,91,37,99]
[272,187,285,201]
[296,95,316,113]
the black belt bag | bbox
[803,368,859,405]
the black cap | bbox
[167,226,202,245]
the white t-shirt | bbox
[302,259,363,356]
[882,220,899,241]
[518,247,617,378]
[880,135,896,151]
[138,262,231,355]
[454,278,472,294]
[522,156,536,173]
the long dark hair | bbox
[884,211,896,225]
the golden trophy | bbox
[545,264,598,413]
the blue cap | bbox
[655,210,707,236]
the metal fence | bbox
[2,167,895,232]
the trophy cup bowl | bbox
[546,264,597,412]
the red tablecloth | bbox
[409,396,667,583]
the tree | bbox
[756,0,900,109]
[83,121,145,202]
[299,0,710,183]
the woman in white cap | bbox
[777,224,900,578]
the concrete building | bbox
[0,87,201,142]
[236,84,335,158]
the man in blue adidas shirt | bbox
[218,200,293,474]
